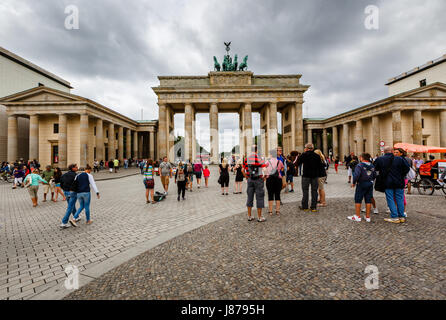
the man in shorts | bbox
[41,165,55,202]
[159,157,172,195]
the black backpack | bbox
[286,161,296,175]
[248,165,261,180]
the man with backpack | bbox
[347,153,376,223]
[243,145,267,222]
[374,146,410,224]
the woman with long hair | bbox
[219,158,230,195]
[234,159,244,194]
[144,159,156,204]
[53,167,66,201]
[314,149,327,207]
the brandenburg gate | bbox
[152,44,309,163]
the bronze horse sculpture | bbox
[238,55,248,71]
[213,56,221,71]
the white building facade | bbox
[0,46,72,162]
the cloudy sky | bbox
[1,0,445,151]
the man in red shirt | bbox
[243,145,267,222]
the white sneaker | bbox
[164,191,168,195]
[373,208,379,214]
[365,217,371,223]
[361,208,366,213]
[347,215,361,222]
[437,180,444,186]
[60,223,70,229]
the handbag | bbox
[406,167,416,181]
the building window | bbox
[94,127,96,136]
[420,79,426,87]
[106,130,109,138]
[421,118,424,129]
[116,133,118,140]
[53,123,59,134]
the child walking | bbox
[348,153,376,223]
[203,165,210,188]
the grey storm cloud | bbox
[1,0,445,151]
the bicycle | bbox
[411,170,446,195]
[0,172,13,183]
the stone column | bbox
[316,132,322,151]
[239,109,245,158]
[244,103,253,154]
[138,134,143,159]
[58,114,67,169]
[413,110,422,145]
[95,118,104,162]
[158,104,167,159]
[125,128,131,159]
[118,126,124,160]
[192,109,196,162]
[80,114,89,168]
[342,123,349,157]
[372,116,380,156]
[269,102,278,152]
[29,114,39,161]
[322,128,328,155]
[392,110,402,145]
[440,110,446,159]
[108,123,115,160]
[307,128,312,145]
[332,126,338,158]
[209,103,219,164]
[149,131,155,160]
[355,119,363,155]
[7,115,18,163]
[184,103,193,162]
[295,102,304,152]
[133,131,138,159]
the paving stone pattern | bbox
[65,196,446,300]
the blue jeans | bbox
[62,191,77,224]
[385,189,405,218]
[74,192,91,222]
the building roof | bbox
[0,46,73,89]
[0,86,158,128]
[386,54,446,86]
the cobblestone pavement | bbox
[0,166,444,300]
[65,196,445,300]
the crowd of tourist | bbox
[3,143,445,229]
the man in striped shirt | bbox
[243,145,267,222]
